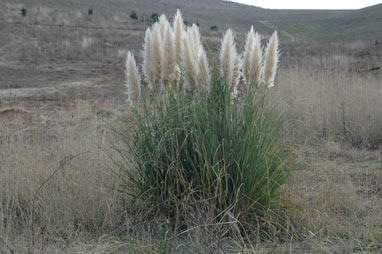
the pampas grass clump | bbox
[119,10,292,238]
[124,10,280,101]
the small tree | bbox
[210,25,218,31]
[150,13,159,23]
[21,8,27,17]
[88,7,93,16]
[130,10,138,20]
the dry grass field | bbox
[0,1,382,253]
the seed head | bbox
[198,48,211,92]
[242,26,255,83]
[125,51,141,103]
[162,24,176,89]
[173,9,185,65]
[142,27,155,87]
[263,31,279,88]
[220,29,238,90]
[151,23,163,82]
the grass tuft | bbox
[115,69,295,239]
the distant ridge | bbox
[3,0,381,40]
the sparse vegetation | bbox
[210,25,218,31]
[130,10,138,20]
[150,12,159,23]
[21,7,27,17]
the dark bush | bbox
[130,10,138,20]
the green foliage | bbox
[21,8,27,17]
[115,71,294,237]
[130,10,138,20]
[151,13,159,23]
[88,7,93,16]
[196,21,200,27]
[210,25,218,31]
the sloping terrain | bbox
[270,3,382,40]
[2,0,381,40]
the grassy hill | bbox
[270,4,382,41]
[1,0,381,41]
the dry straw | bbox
[242,26,263,86]
[263,31,279,88]
[124,51,140,103]
[124,10,279,102]
[142,27,154,87]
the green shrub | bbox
[210,25,218,31]
[130,10,138,20]
[116,73,293,236]
[88,7,93,16]
[118,11,294,238]
[21,8,27,17]
[150,13,159,23]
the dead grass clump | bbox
[287,143,382,252]
[0,102,123,251]
[272,65,382,148]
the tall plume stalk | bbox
[173,9,184,66]
[124,10,280,103]
[142,28,154,87]
[182,30,199,90]
[198,48,211,91]
[125,51,141,103]
[263,31,279,88]
[250,32,263,86]
[151,23,163,83]
[242,26,263,86]
[242,26,255,83]
[161,18,176,91]
[219,29,238,91]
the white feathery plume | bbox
[189,24,201,54]
[249,32,263,86]
[159,14,169,40]
[125,51,141,103]
[197,47,211,91]
[219,28,237,90]
[142,27,155,87]
[242,26,255,83]
[232,53,243,94]
[151,22,163,82]
[173,9,184,65]
[182,34,199,90]
[263,31,279,88]
[161,24,176,90]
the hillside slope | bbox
[1,0,381,41]
[269,4,382,41]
